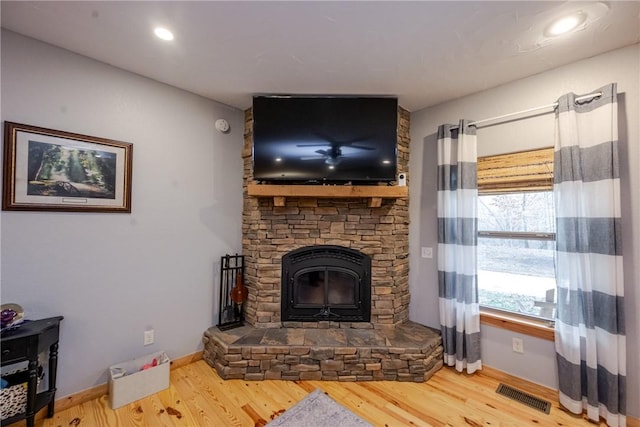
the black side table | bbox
[1,316,63,427]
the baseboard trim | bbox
[481,365,639,426]
[53,351,203,413]
[167,350,204,370]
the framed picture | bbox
[3,122,133,212]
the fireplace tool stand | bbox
[217,254,246,331]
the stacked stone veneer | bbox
[207,344,443,382]
[241,107,411,329]
[203,324,444,382]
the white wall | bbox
[409,43,640,418]
[0,30,244,397]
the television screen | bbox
[252,96,398,184]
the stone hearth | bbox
[203,321,443,382]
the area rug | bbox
[266,388,372,427]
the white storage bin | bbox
[108,351,170,409]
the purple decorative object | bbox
[0,303,24,331]
[1,309,17,328]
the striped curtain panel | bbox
[554,83,626,426]
[437,120,482,374]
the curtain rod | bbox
[449,91,602,131]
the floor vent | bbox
[495,383,551,414]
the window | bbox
[477,148,556,322]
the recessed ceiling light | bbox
[545,12,587,37]
[154,27,174,41]
[518,3,607,51]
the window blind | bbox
[477,147,554,193]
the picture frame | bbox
[3,121,133,213]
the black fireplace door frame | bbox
[281,245,371,322]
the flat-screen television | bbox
[252,96,398,184]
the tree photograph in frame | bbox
[3,122,133,212]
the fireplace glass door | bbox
[294,268,358,308]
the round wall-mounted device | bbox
[215,119,230,133]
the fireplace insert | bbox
[281,245,371,322]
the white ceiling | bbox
[2,1,639,112]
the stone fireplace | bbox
[202,107,443,382]
[241,107,411,330]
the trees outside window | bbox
[476,148,556,321]
[478,192,556,320]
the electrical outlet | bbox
[421,247,433,258]
[512,337,524,354]
[144,329,154,346]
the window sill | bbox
[480,309,555,341]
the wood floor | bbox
[24,360,615,427]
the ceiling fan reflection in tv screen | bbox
[252,95,398,184]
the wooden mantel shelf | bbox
[247,184,408,208]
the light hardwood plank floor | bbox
[22,360,617,427]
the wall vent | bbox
[495,383,551,414]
